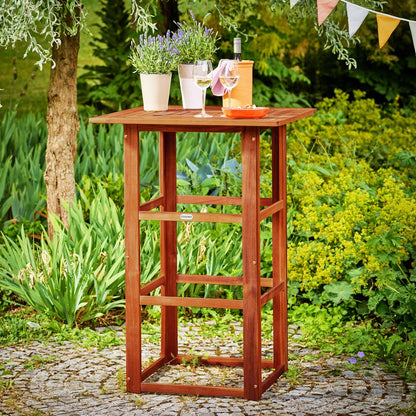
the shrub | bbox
[0,187,125,327]
[0,111,47,231]
[285,90,416,340]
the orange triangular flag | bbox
[376,14,400,48]
[317,0,340,26]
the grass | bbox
[0,0,102,116]
[0,306,123,350]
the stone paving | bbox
[0,323,414,416]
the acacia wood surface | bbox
[89,106,316,129]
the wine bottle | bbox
[233,37,242,62]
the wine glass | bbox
[219,59,240,108]
[192,60,213,118]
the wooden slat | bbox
[177,195,242,206]
[260,278,274,288]
[140,196,164,211]
[141,357,169,381]
[177,274,274,288]
[175,355,275,369]
[260,282,285,307]
[259,200,284,222]
[177,354,244,368]
[140,295,243,309]
[177,195,273,207]
[140,275,165,296]
[177,274,243,286]
[261,365,285,393]
[141,382,244,398]
[139,210,242,224]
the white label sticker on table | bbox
[180,214,194,221]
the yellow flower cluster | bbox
[284,92,416,293]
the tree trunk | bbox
[44,10,80,236]
[159,0,179,33]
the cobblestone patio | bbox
[0,323,414,415]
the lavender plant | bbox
[173,12,218,64]
[130,32,180,74]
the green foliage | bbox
[0,110,47,231]
[0,307,123,348]
[286,90,416,355]
[270,0,382,66]
[0,187,125,327]
[0,0,87,68]
[289,303,379,356]
[75,120,124,182]
[207,0,313,107]
[0,0,154,71]
[253,58,311,107]
[289,302,416,379]
[77,0,139,112]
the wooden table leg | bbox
[124,125,142,393]
[272,126,288,371]
[241,127,262,400]
[159,131,178,360]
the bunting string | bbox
[290,0,416,54]
[340,0,414,24]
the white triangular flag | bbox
[290,0,300,7]
[346,2,369,37]
[410,21,416,55]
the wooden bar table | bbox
[89,106,315,400]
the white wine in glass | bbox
[192,60,213,118]
[219,59,240,108]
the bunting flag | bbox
[317,0,340,26]
[409,21,416,55]
[313,0,416,52]
[346,2,368,37]
[376,14,400,48]
[290,0,300,8]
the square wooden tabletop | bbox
[89,106,316,129]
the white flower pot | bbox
[140,73,172,111]
[178,64,203,109]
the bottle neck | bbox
[233,38,242,62]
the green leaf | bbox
[323,281,354,304]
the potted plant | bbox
[130,32,180,111]
[173,12,218,109]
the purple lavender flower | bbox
[349,357,357,364]
[357,351,365,358]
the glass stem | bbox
[201,89,206,116]
[228,89,232,108]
